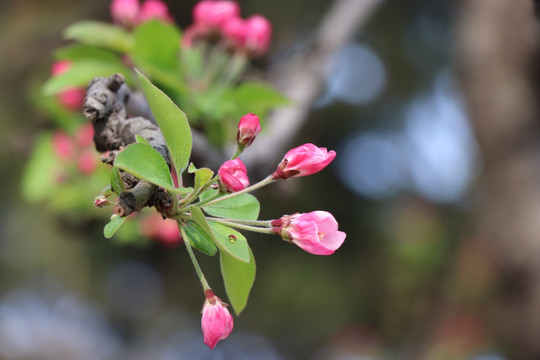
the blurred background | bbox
[1,0,539,359]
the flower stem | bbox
[180,224,210,291]
[200,175,275,208]
[207,218,275,234]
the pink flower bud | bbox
[75,123,95,148]
[52,131,75,161]
[138,0,173,24]
[141,214,182,246]
[78,150,98,175]
[51,60,72,76]
[94,195,109,208]
[201,290,234,349]
[218,159,249,192]
[57,88,86,111]
[193,1,240,31]
[237,113,261,147]
[51,61,86,111]
[244,15,272,56]
[222,16,248,48]
[110,0,140,27]
[271,211,346,255]
[272,143,336,180]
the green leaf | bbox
[114,143,174,191]
[208,221,250,263]
[225,82,290,118]
[110,167,126,195]
[188,163,214,192]
[104,214,127,238]
[188,206,250,262]
[220,247,255,315]
[64,21,134,53]
[55,44,122,63]
[21,133,57,202]
[200,189,260,220]
[136,70,192,175]
[184,221,218,256]
[135,135,151,146]
[132,21,185,93]
[43,60,131,95]
[133,20,180,71]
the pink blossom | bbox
[141,214,182,246]
[75,123,95,148]
[218,159,249,192]
[52,131,75,161]
[272,143,336,180]
[201,290,234,349]
[110,0,140,27]
[77,150,98,175]
[237,113,261,147]
[222,16,248,48]
[51,61,86,111]
[272,211,346,255]
[51,60,71,76]
[244,15,272,56]
[138,0,173,24]
[193,1,240,31]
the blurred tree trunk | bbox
[457,0,540,358]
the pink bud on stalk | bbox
[52,131,75,161]
[51,61,86,111]
[193,0,240,31]
[237,113,261,148]
[94,195,109,208]
[272,143,336,180]
[272,211,346,255]
[218,159,249,192]
[222,16,247,48]
[138,0,173,23]
[244,15,272,56]
[110,0,140,27]
[201,289,234,349]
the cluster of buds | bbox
[110,0,173,29]
[51,61,86,111]
[185,1,272,57]
[52,123,99,180]
[198,113,345,348]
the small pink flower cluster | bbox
[110,0,173,28]
[51,61,86,112]
[52,123,99,179]
[208,113,344,348]
[185,1,272,57]
[140,213,182,246]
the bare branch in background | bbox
[457,0,540,357]
[242,0,385,174]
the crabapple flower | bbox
[110,0,140,27]
[52,131,75,161]
[141,214,182,246]
[244,15,272,56]
[272,143,336,180]
[193,0,240,31]
[78,150,99,175]
[271,211,346,255]
[218,159,249,192]
[201,290,234,349]
[237,113,261,148]
[138,0,173,23]
[51,61,86,111]
[222,16,247,48]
